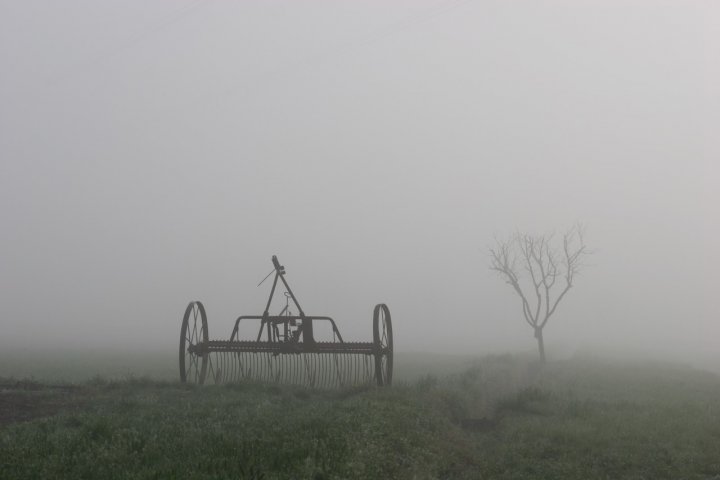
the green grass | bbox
[1,354,720,479]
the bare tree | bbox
[489,225,589,362]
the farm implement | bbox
[179,256,393,388]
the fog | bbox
[1,1,718,368]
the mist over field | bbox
[1,1,718,370]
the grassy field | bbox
[0,348,477,384]
[1,352,720,479]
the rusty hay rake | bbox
[179,256,393,388]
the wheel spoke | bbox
[180,302,208,385]
[190,354,198,379]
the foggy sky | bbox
[1,1,718,364]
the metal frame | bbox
[179,255,393,388]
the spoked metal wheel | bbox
[179,301,209,384]
[373,304,393,386]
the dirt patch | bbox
[0,381,88,427]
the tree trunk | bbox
[534,326,546,363]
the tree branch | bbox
[490,225,590,333]
[490,239,536,327]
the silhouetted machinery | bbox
[179,256,393,388]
